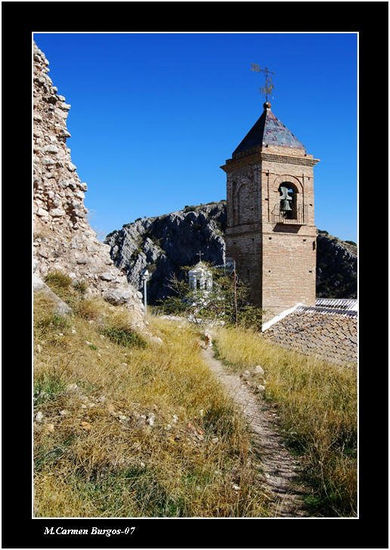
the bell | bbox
[281,199,292,212]
[279,185,293,213]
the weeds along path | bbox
[201,340,309,518]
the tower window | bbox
[279,183,297,220]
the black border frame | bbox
[2,2,388,548]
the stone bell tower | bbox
[221,101,319,319]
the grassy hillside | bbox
[34,273,357,518]
[34,276,269,517]
[214,327,357,517]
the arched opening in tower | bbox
[278,182,298,220]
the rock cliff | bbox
[33,43,144,325]
[105,202,226,303]
[106,202,357,304]
[316,231,357,299]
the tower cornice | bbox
[260,152,320,167]
[221,150,319,172]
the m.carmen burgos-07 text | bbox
[44,526,136,537]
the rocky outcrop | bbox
[105,202,226,303]
[33,262,72,316]
[106,202,357,304]
[33,43,144,326]
[316,231,357,299]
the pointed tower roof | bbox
[233,102,305,158]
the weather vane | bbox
[250,63,275,102]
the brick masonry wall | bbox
[226,231,262,304]
[262,233,316,317]
[223,143,318,317]
[261,148,316,227]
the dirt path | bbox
[201,342,309,518]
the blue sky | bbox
[34,33,357,242]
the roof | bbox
[189,261,212,274]
[263,308,357,366]
[233,102,305,157]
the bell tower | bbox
[221,101,319,319]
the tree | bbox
[155,266,264,329]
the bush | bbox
[37,313,71,331]
[236,305,264,330]
[73,280,87,295]
[44,271,73,301]
[34,373,66,405]
[75,299,102,321]
[100,326,147,349]
[156,269,264,329]
[45,271,72,290]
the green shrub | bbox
[45,271,72,290]
[100,326,147,349]
[34,373,66,405]
[73,280,88,295]
[37,313,71,331]
[44,271,73,300]
[74,299,102,320]
[156,270,264,329]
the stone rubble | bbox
[33,43,144,327]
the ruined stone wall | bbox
[33,43,144,326]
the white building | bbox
[188,262,213,291]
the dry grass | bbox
[34,287,269,517]
[213,326,357,517]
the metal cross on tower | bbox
[250,63,275,102]
[197,250,203,262]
